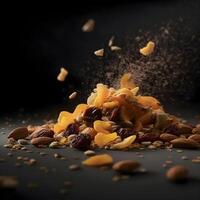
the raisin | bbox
[109,107,120,122]
[63,123,79,137]
[117,128,135,139]
[71,134,92,150]
[83,107,102,123]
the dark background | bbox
[1,0,200,113]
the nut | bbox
[57,67,68,82]
[18,139,29,145]
[192,125,200,134]
[188,134,200,143]
[82,19,95,32]
[31,137,54,146]
[166,165,188,181]
[69,92,77,100]
[49,141,59,148]
[112,160,140,173]
[171,138,199,149]
[28,128,54,139]
[8,127,29,140]
[94,49,104,57]
[160,133,178,142]
[84,150,96,156]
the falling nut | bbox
[110,46,121,51]
[140,41,155,56]
[112,160,140,173]
[69,92,77,100]
[82,19,95,32]
[57,67,68,82]
[166,165,188,181]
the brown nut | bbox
[8,127,29,140]
[188,134,200,143]
[170,138,199,149]
[166,165,188,181]
[160,133,178,142]
[192,125,200,134]
[31,137,54,146]
[112,160,140,173]
[28,128,54,139]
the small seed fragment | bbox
[68,164,80,171]
[84,150,96,156]
[69,92,77,100]
[111,46,121,51]
[94,49,104,57]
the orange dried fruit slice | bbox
[140,41,155,56]
[82,154,113,166]
[120,73,136,89]
[136,96,162,110]
[94,84,110,107]
[94,120,112,134]
[54,124,66,134]
[94,132,118,147]
[103,101,119,109]
[112,135,136,150]
[72,104,88,118]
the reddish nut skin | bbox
[160,133,178,142]
[113,160,140,173]
[166,165,188,181]
[138,133,159,142]
[31,137,54,145]
[8,127,29,140]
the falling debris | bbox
[94,49,104,57]
[82,19,95,32]
[140,41,155,56]
[57,67,68,82]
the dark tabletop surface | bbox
[0,104,200,200]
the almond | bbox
[28,128,54,139]
[166,165,188,181]
[164,123,193,135]
[113,160,140,173]
[160,133,178,142]
[31,137,54,146]
[188,134,200,143]
[171,138,199,149]
[8,127,29,140]
[192,125,200,134]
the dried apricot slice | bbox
[94,120,112,134]
[111,135,136,150]
[120,73,136,89]
[140,41,155,56]
[136,96,162,110]
[72,104,88,118]
[94,132,118,147]
[103,101,119,109]
[94,84,110,107]
[82,154,113,166]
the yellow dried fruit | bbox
[94,132,118,147]
[94,84,110,107]
[58,137,68,145]
[54,104,88,134]
[111,135,136,150]
[94,120,112,134]
[136,96,162,110]
[82,154,113,166]
[120,73,136,89]
[140,41,155,56]
[103,101,119,109]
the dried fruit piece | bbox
[63,123,79,137]
[93,120,112,134]
[82,19,95,32]
[120,73,136,89]
[103,101,119,109]
[82,154,113,166]
[166,165,188,181]
[94,132,118,147]
[113,160,140,173]
[83,107,102,123]
[111,135,136,149]
[136,96,162,110]
[140,41,155,56]
[94,84,110,107]
[71,134,91,150]
[8,127,29,140]
[117,128,135,139]
[171,138,199,149]
[57,67,68,82]
[94,49,104,57]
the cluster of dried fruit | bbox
[5,74,200,152]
